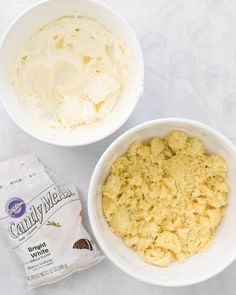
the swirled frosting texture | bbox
[12,16,137,130]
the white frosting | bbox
[12,16,138,131]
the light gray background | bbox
[1,0,236,294]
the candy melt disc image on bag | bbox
[0,155,103,289]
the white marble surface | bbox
[1,0,236,294]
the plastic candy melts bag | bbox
[0,155,102,288]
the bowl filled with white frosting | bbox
[0,0,144,146]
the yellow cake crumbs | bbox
[102,130,229,267]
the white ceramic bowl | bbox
[0,0,143,146]
[88,118,236,286]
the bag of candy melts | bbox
[0,155,103,288]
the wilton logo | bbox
[6,197,26,218]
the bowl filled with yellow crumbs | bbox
[88,118,236,286]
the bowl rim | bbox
[0,0,144,147]
[88,118,236,287]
